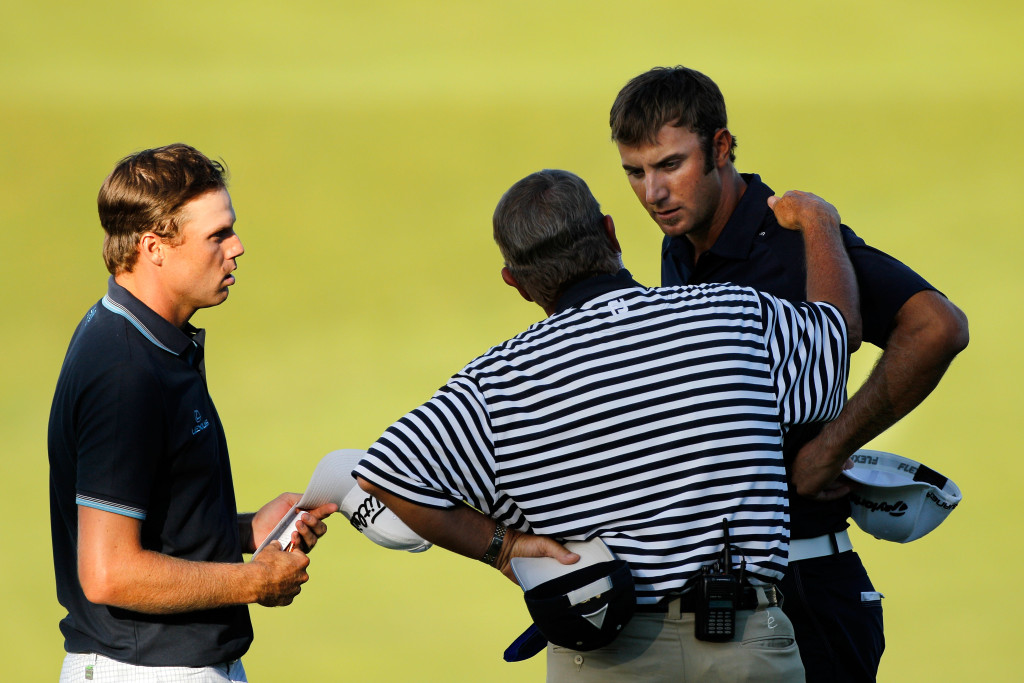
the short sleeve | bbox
[759,292,850,427]
[74,362,166,519]
[843,227,936,347]
[355,375,497,512]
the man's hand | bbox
[768,190,841,234]
[767,190,862,350]
[495,529,580,585]
[791,438,856,501]
[248,541,311,607]
[246,493,337,554]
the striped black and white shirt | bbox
[356,270,848,601]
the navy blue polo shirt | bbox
[48,278,253,666]
[661,174,935,538]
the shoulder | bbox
[60,303,167,393]
[656,281,762,308]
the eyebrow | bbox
[653,153,685,168]
[622,152,686,172]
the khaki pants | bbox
[547,587,805,682]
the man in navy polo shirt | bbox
[48,144,337,682]
[610,67,969,681]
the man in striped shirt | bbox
[356,169,861,681]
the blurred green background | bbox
[3,0,1020,680]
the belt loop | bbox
[828,532,840,554]
[668,595,682,620]
[755,586,768,609]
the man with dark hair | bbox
[355,169,861,681]
[49,143,337,682]
[610,66,969,681]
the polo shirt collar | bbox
[661,173,775,265]
[101,277,203,358]
[553,269,644,314]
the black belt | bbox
[636,584,783,613]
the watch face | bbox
[483,523,507,565]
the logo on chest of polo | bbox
[192,409,210,435]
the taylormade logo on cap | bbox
[849,494,909,517]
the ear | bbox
[712,128,734,168]
[602,215,621,255]
[137,232,165,266]
[501,267,534,303]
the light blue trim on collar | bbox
[102,295,177,355]
[76,494,147,520]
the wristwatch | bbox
[481,522,507,567]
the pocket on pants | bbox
[860,590,884,609]
[739,607,797,650]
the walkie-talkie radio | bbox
[695,518,743,642]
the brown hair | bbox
[610,66,736,172]
[98,143,228,274]
[493,170,620,310]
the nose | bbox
[645,173,667,207]
[227,233,245,260]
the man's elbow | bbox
[356,476,381,498]
[848,319,863,353]
[918,297,970,360]
[78,559,120,606]
[941,302,970,357]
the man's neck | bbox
[114,271,192,328]
[687,168,747,262]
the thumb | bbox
[544,537,580,565]
[766,195,778,210]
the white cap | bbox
[842,449,962,543]
[512,538,618,593]
[325,449,432,553]
[510,538,635,652]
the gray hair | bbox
[493,170,621,310]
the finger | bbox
[307,502,339,521]
[766,195,778,209]
[258,540,283,557]
[814,483,851,502]
[292,516,324,550]
[514,534,579,564]
[279,492,302,507]
[306,512,329,536]
[547,540,580,565]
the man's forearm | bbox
[816,290,967,457]
[803,224,862,349]
[792,290,968,496]
[356,479,496,562]
[80,548,261,614]
[356,477,578,583]
[78,505,310,612]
